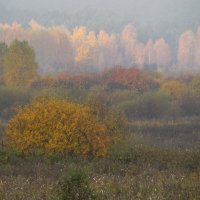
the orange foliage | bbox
[104,67,159,92]
[3,100,110,157]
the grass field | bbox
[1,118,200,199]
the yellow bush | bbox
[3,100,110,157]
[160,80,185,99]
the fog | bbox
[1,0,200,31]
[0,0,200,74]
[1,0,199,14]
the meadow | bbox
[0,64,200,199]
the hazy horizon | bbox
[1,0,200,74]
[1,0,200,27]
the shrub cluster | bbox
[3,100,110,158]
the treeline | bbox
[0,38,200,121]
[0,21,200,74]
[2,65,200,156]
[1,39,200,158]
[1,39,200,123]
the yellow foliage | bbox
[71,26,87,44]
[3,100,110,157]
[75,43,91,63]
[160,80,185,98]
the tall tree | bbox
[3,40,38,86]
[178,31,195,68]
[120,24,138,66]
[144,39,156,67]
[154,38,172,70]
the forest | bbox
[0,36,200,199]
[0,21,200,75]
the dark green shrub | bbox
[109,134,147,163]
[87,86,111,121]
[179,90,200,116]
[118,91,170,119]
[57,167,103,200]
[105,108,127,137]
[136,91,170,119]
[32,87,87,104]
[0,86,31,119]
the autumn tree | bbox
[72,26,88,66]
[28,22,74,74]
[135,43,145,67]
[0,22,26,45]
[154,38,172,70]
[3,40,38,86]
[97,31,118,69]
[120,24,138,66]
[3,100,110,157]
[75,31,97,69]
[178,31,195,68]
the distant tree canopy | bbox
[3,40,38,87]
[1,21,200,74]
[3,100,110,157]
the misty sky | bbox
[1,0,199,15]
[0,0,200,72]
[1,0,200,44]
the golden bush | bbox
[3,100,110,157]
[160,80,185,99]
